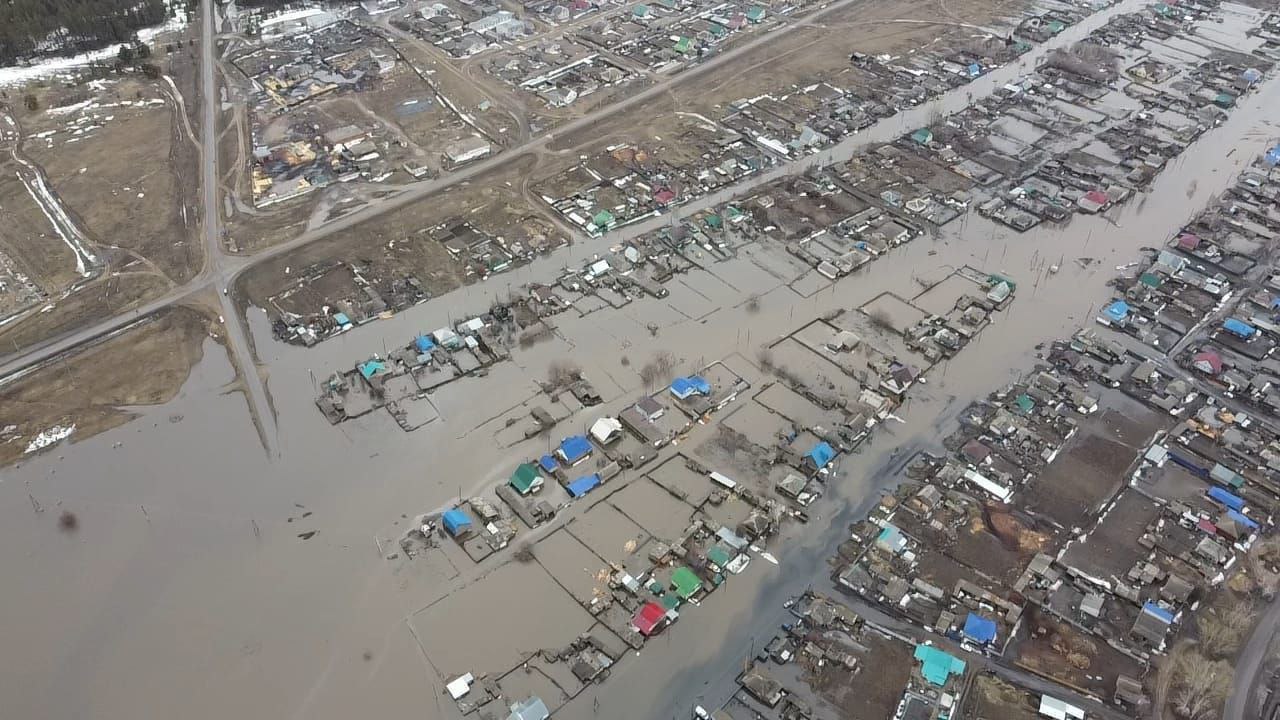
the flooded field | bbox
[4,3,1280,720]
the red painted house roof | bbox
[654,187,676,205]
[1084,189,1109,205]
[1177,233,1201,251]
[632,601,666,636]
[1193,350,1223,375]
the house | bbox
[1223,318,1257,340]
[1039,696,1085,720]
[1131,602,1174,648]
[962,612,997,647]
[442,509,473,538]
[590,417,624,445]
[805,441,835,471]
[670,375,712,400]
[671,566,703,600]
[1192,350,1224,375]
[1098,300,1130,326]
[558,435,594,465]
[567,474,601,498]
[632,601,668,635]
[913,644,966,686]
[776,473,809,499]
[510,463,544,495]
[507,696,549,720]
[636,396,665,420]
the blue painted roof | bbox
[1142,602,1174,624]
[807,441,835,469]
[538,454,559,472]
[559,435,593,463]
[334,312,351,326]
[1103,300,1130,322]
[414,335,436,352]
[1228,509,1260,531]
[963,613,998,644]
[442,509,472,535]
[1268,146,1280,167]
[567,474,601,498]
[1208,486,1245,511]
[358,360,386,379]
[670,375,712,399]
[1224,318,1257,337]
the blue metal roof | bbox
[559,435,593,463]
[962,613,997,644]
[1142,602,1175,624]
[807,441,835,469]
[1224,318,1256,338]
[334,312,351,326]
[414,335,436,352]
[442,509,472,536]
[538,454,559,472]
[669,375,712,399]
[1208,486,1245,511]
[1102,300,1130,323]
[1228,509,1260,531]
[567,474,601,498]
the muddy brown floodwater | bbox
[4,12,1280,720]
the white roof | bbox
[590,417,623,443]
[446,673,474,700]
[590,259,611,275]
[962,468,1013,502]
[1039,696,1084,720]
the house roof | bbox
[913,644,965,686]
[507,696,549,720]
[670,375,711,399]
[559,435,593,462]
[1193,350,1223,374]
[567,474,601,498]
[671,566,702,598]
[807,441,835,469]
[962,613,997,644]
[442,509,472,535]
[538,454,559,472]
[510,463,542,493]
[633,601,666,635]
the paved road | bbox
[1225,596,1280,720]
[200,0,279,456]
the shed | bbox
[1207,486,1245,511]
[962,613,997,645]
[558,435,593,465]
[414,335,436,353]
[1038,696,1085,720]
[442,509,473,537]
[538,454,559,473]
[1224,318,1257,340]
[510,463,544,495]
[567,474,601,498]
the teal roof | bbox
[672,567,702,598]
[1015,394,1035,413]
[914,644,966,686]
[359,360,387,379]
[911,128,933,145]
[510,463,541,493]
[707,545,732,568]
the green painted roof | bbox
[633,3,649,16]
[1047,20,1065,33]
[1015,394,1035,413]
[594,209,615,227]
[659,592,681,610]
[648,580,664,594]
[707,546,732,568]
[510,463,541,493]
[674,36,692,53]
[914,644,966,686]
[746,5,765,20]
[671,567,702,599]
[1140,272,1163,288]
[704,213,723,229]
[911,128,933,145]
[708,22,727,36]
[987,273,1017,290]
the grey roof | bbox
[507,696,549,720]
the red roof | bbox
[1084,189,1108,205]
[1177,233,1201,250]
[632,601,666,636]
[654,188,676,205]
[1193,350,1223,375]
[1197,518,1217,534]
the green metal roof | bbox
[704,213,723,229]
[914,644,966,686]
[674,36,692,53]
[594,209,615,227]
[1139,272,1162,289]
[659,592,681,610]
[1015,394,1035,413]
[671,567,702,599]
[510,463,541,493]
[707,546,732,568]
[911,128,933,145]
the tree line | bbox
[0,0,174,66]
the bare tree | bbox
[757,349,774,371]
[867,308,894,331]
[652,350,677,381]
[1198,598,1256,657]
[1171,652,1231,720]
[745,293,761,314]
[547,359,581,387]
[638,362,659,390]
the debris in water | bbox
[25,425,74,453]
[298,531,317,540]
[58,510,79,533]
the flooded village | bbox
[6,1,1280,720]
